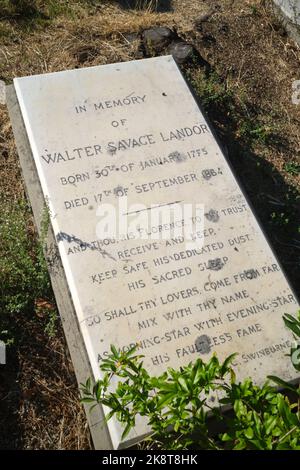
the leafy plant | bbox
[283,311,300,373]
[284,162,300,176]
[0,199,54,343]
[188,69,234,110]
[81,312,300,449]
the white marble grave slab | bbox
[14,56,299,448]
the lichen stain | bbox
[195,335,211,354]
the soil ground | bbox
[0,0,299,449]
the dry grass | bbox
[0,315,92,449]
[0,1,176,200]
[0,1,178,451]
[183,0,300,185]
[0,2,176,78]
[17,334,91,450]
[0,0,300,450]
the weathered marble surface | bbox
[274,0,300,26]
[273,0,300,44]
[14,56,299,448]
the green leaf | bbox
[219,397,232,405]
[192,361,203,385]
[157,392,176,409]
[234,399,245,417]
[174,421,180,432]
[277,442,292,450]
[121,422,133,440]
[230,368,236,384]
[277,395,299,428]
[250,439,264,450]
[220,432,233,442]
[81,397,96,403]
[244,427,254,439]
[126,344,139,357]
[268,376,299,394]
[178,377,189,393]
[89,403,99,413]
[110,345,118,356]
[127,360,139,374]
[284,313,299,323]
[265,416,278,435]
[105,410,116,422]
[234,439,246,450]
[283,316,300,337]
[221,353,238,375]
[95,381,103,401]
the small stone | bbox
[142,27,174,54]
[167,40,194,64]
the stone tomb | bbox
[9,56,299,448]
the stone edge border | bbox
[6,84,113,451]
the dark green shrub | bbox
[0,200,53,342]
